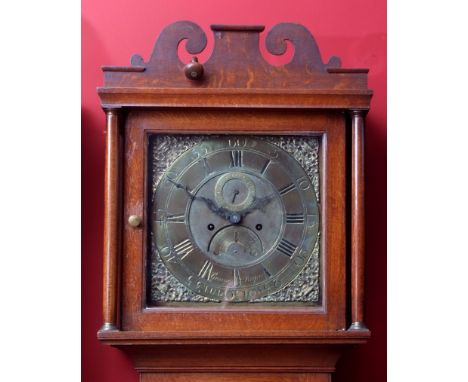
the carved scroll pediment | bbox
[102,21,369,90]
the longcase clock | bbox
[97,21,372,382]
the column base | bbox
[348,322,369,331]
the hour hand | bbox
[166,177,195,198]
[166,177,235,222]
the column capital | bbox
[103,107,121,116]
[349,109,369,117]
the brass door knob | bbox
[128,215,142,227]
[184,56,204,80]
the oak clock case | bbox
[98,21,372,382]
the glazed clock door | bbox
[120,108,346,332]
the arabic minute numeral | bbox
[296,176,310,190]
[160,246,177,263]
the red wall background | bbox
[82,1,386,381]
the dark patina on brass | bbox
[148,135,321,304]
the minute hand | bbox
[238,194,275,218]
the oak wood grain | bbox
[120,109,346,333]
[101,109,121,331]
[97,21,372,381]
[349,110,367,329]
[140,373,330,382]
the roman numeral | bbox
[262,266,271,278]
[286,213,305,224]
[230,150,243,167]
[173,238,193,259]
[233,269,241,287]
[277,238,297,257]
[278,183,296,196]
[202,157,211,176]
[260,159,271,174]
[166,213,185,223]
[164,254,177,263]
[198,260,214,280]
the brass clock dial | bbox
[153,136,319,302]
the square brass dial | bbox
[147,134,321,306]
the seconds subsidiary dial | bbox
[153,137,319,302]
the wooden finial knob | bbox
[184,56,204,80]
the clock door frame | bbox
[120,108,347,334]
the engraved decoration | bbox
[149,135,321,304]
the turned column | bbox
[100,108,121,331]
[349,110,368,331]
